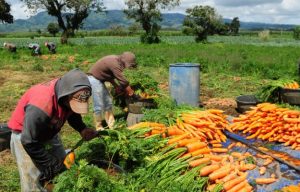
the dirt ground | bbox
[0,149,13,164]
[201,97,240,117]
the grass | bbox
[1,35,300,191]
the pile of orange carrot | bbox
[283,81,299,89]
[230,103,300,150]
[129,109,230,143]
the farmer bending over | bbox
[45,41,56,54]
[8,69,98,191]
[28,43,41,56]
[3,42,17,53]
[87,51,139,130]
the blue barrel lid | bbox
[169,63,200,67]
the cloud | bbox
[6,0,300,25]
[214,0,283,7]
[103,0,125,9]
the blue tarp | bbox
[223,131,300,192]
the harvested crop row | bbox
[230,103,300,150]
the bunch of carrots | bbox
[230,103,300,150]
[129,109,230,143]
[283,81,300,89]
[129,110,258,191]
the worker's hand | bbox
[80,128,98,141]
[115,86,123,96]
[64,151,75,169]
[125,85,134,96]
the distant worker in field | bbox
[3,42,17,53]
[87,51,139,130]
[45,41,56,54]
[28,43,41,56]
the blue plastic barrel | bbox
[169,63,200,106]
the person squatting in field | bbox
[8,69,98,191]
[87,51,140,130]
[3,42,17,53]
[28,43,41,56]
[45,41,56,54]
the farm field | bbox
[1,35,300,191]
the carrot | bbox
[150,129,165,135]
[200,164,220,176]
[176,138,198,147]
[227,180,247,192]
[259,167,266,175]
[212,143,223,148]
[186,142,207,152]
[218,171,237,183]
[205,154,223,162]
[210,140,221,144]
[263,158,273,166]
[182,148,211,158]
[227,143,236,150]
[209,165,233,181]
[212,148,228,153]
[188,157,211,167]
[256,154,271,159]
[207,184,216,191]
[271,173,276,178]
[167,133,190,145]
[223,173,247,191]
[283,117,300,123]
[237,185,253,192]
[255,177,277,184]
[166,126,185,136]
[239,164,256,171]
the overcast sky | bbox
[6,0,300,25]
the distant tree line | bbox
[3,0,300,43]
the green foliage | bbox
[124,0,180,44]
[142,96,198,125]
[0,165,20,192]
[108,25,126,36]
[0,0,13,23]
[124,68,159,95]
[75,128,164,171]
[21,0,105,39]
[53,160,125,192]
[293,26,300,40]
[256,79,295,102]
[47,23,60,37]
[32,63,44,72]
[230,17,240,35]
[183,5,223,42]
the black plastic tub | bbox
[280,88,300,106]
[127,98,157,114]
[236,95,259,114]
[0,123,11,152]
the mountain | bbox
[0,10,296,33]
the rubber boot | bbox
[94,113,104,131]
[105,110,115,129]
